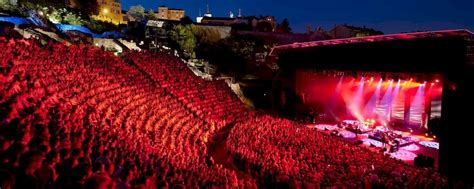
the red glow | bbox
[295,71,443,124]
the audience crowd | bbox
[124,52,252,128]
[0,37,449,188]
[0,38,249,188]
[227,115,448,188]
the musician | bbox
[394,140,400,152]
[381,133,389,149]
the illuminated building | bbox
[156,6,185,21]
[93,0,126,25]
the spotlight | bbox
[433,135,437,139]
[431,83,435,86]
[435,79,440,83]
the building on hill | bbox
[196,5,276,32]
[92,0,126,25]
[156,6,185,21]
[200,16,277,32]
[121,10,130,23]
[203,4,213,18]
[196,5,213,24]
[329,24,383,39]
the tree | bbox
[191,25,221,44]
[145,8,156,20]
[169,24,197,59]
[76,0,99,18]
[128,5,145,21]
[63,11,84,25]
[279,18,292,33]
[180,16,193,25]
[0,0,9,5]
[46,7,67,23]
[228,37,255,61]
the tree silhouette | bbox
[128,5,145,21]
[145,9,157,20]
[76,0,99,18]
[278,18,292,33]
[180,16,194,25]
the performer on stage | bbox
[381,133,388,149]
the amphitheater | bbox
[0,38,449,188]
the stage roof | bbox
[269,29,473,56]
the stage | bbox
[312,122,439,168]
[270,29,474,184]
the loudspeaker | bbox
[425,156,434,167]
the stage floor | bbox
[310,123,439,169]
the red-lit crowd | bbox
[227,115,448,188]
[0,38,253,188]
[0,37,449,189]
[123,51,252,128]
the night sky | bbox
[122,0,474,34]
